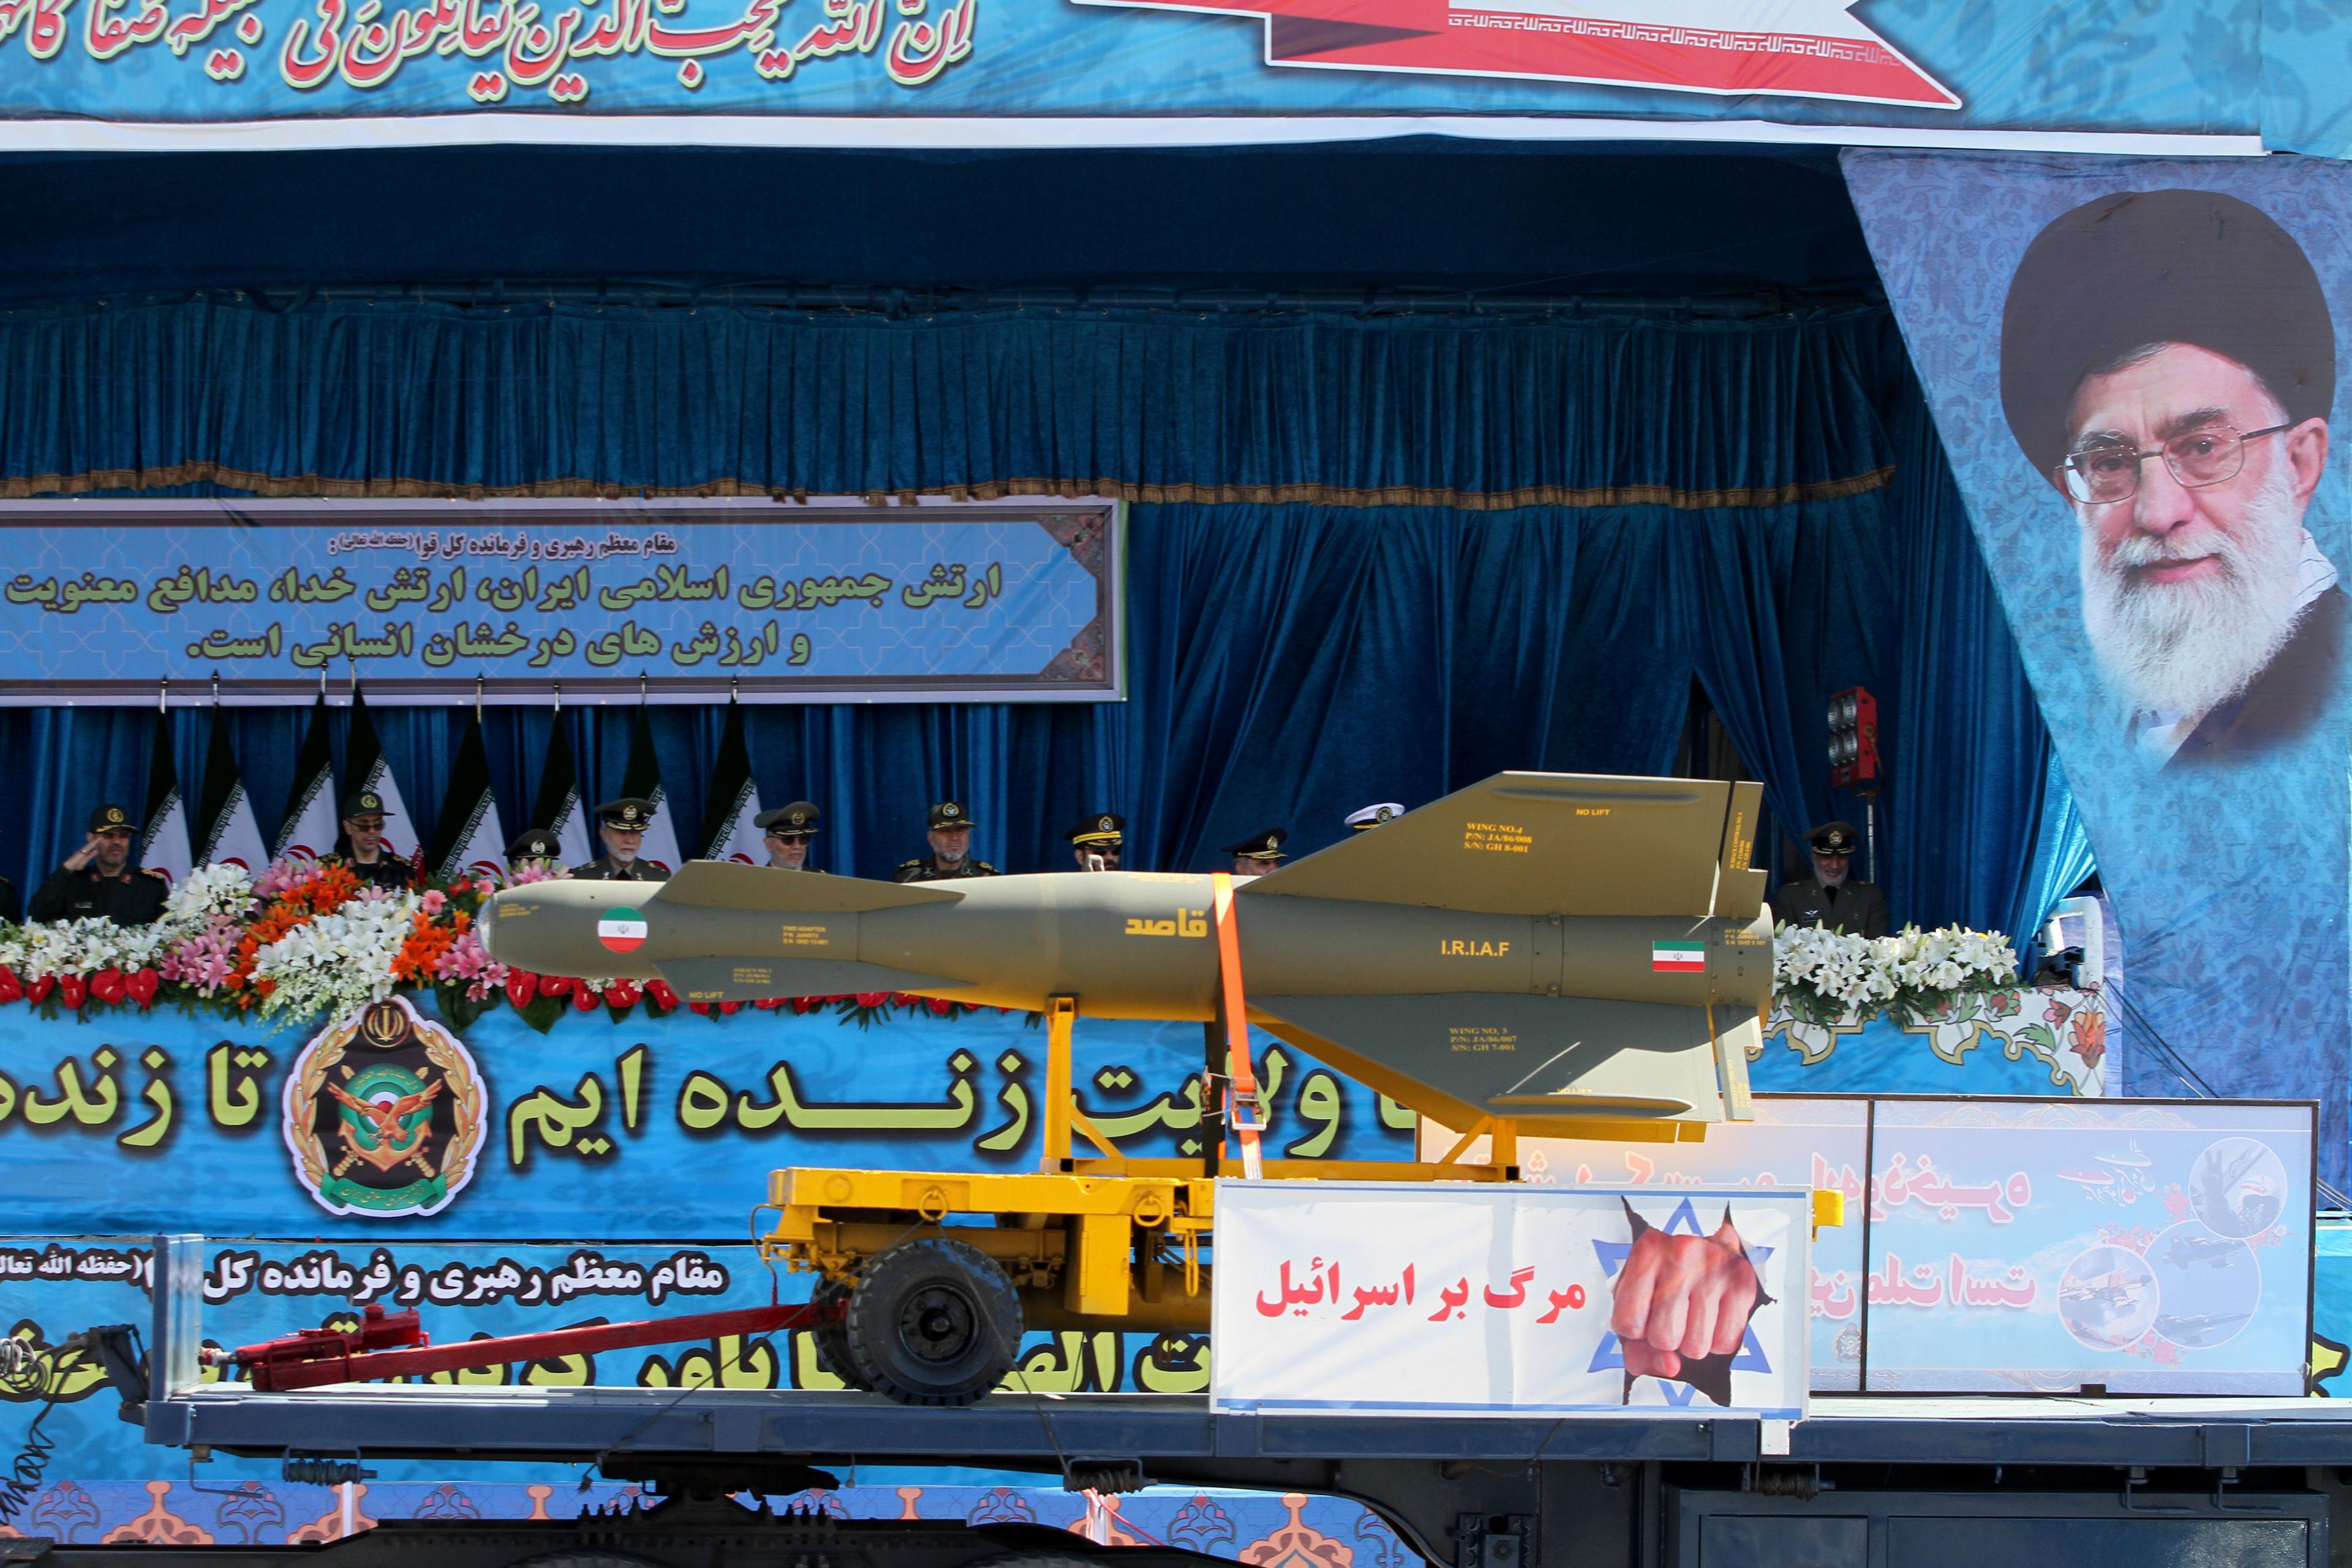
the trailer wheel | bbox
[844,1237,1020,1406]
[808,1276,868,1390]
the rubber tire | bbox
[807,1276,869,1391]
[843,1237,1021,1406]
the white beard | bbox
[2079,465,2310,718]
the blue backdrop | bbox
[0,296,2088,939]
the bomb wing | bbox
[1242,772,1765,919]
[1237,772,1770,1129]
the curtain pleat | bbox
[0,295,2088,939]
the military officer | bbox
[334,790,415,892]
[572,798,671,883]
[894,801,998,883]
[1345,802,1404,832]
[1770,821,1888,938]
[1068,812,1124,871]
[755,801,825,872]
[1221,827,1287,878]
[29,804,166,926]
[504,829,568,880]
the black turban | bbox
[1999,188,2335,481]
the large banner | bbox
[0,498,1120,704]
[0,999,1409,1234]
[1844,154,2352,1193]
[0,0,2339,154]
[1209,1180,1810,1417]
[1456,1095,2316,1396]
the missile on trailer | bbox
[479,772,1773,1131]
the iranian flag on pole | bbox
[140,706,193,888]
[1651,941,1706,972]
[344,685,412,859]
[274,696,337,862]
[699,698,764,864]
[426,714,507,884]
[194,705,270,873]
[532,712,595,872]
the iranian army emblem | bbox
[282,995,487,1218]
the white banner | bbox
[1211,1180,1809,1418]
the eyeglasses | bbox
[767,832,809,845]
[2057,424,2291,504]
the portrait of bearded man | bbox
[2002,188,2342,767]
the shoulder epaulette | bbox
[646,861,671,873]
[897,858,925,870]
[973,861,999,873]
[141,869,166,879]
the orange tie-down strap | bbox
[1209,873,1264,1180]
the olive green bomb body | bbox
[481,772,1772,1132]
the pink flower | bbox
[506,862,567,886]
[420,889,448,916]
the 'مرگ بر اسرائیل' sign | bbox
[0,497,1121,704]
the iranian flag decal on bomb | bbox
[1651,941,1705,972]
[598,907,649,954]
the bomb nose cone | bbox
[480,878,647,972]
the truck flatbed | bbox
[146,1381,2352,1470]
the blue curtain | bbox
[0,294,2086,937]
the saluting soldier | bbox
[894,801,998,883]
[1221,827,1287,879]
[334,790,415,892]
[29,804,166,926]
[1345,802,1404,832]
[756,801,825,872]
[504,829,568,881]
[1770,821,1888,939]
[572,798,671,883]
[1068,812,1124,871]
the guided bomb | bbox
[481,771,1771,1132]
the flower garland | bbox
[0,855,994,1031]
[1774,920,2020,1023]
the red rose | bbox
[505,970,539,1009]
[855,992,887,1009]
[571,986,599,1012]
[753,998,782,1011]
[689,1001,712,1016]
[126,968,159,1008]
[58,974,86,1011]
[644,979,677,1009]
[24,975,53,1005]
[538,974,573,997]
[0,967,24,1004]
[718,1000,742,1016]
[605,979,641,1010]
[89,968,126,1005]
[927,996,952,1016]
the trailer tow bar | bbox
[211,1299,832,1392]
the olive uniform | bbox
[330,789,415,892]
[30,804,166,927]
[754,801,827,873]
[894,800,999,883]
[1770,821,1888,939]
[571,797,671,884]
